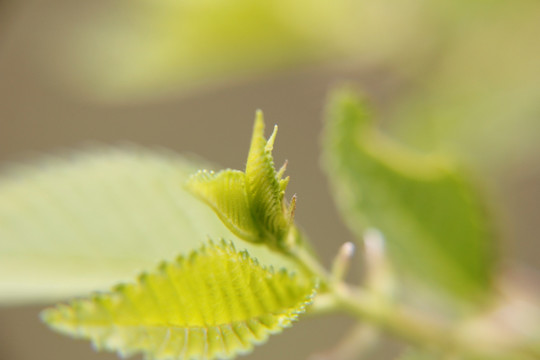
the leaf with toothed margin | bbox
[186,111,296,251]
[42,240,316,360]
[245,111,292,244]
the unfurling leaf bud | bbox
[186,111,296,251]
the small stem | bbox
[292,245,331,283]
[322,280,540,360]
[284,226,332,285]
[290,229,460,352]
[289,231,539,360]
[333,286,456,349]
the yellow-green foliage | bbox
[52,0,350,99]
[323,89,495,303]
[42,240,316,360]
[186,112,295,251]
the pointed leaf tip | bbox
[265,125,278,152]
[253,110,265,139]
[277,160,288,179]
[42,240,316,360]
[244,112,291,249]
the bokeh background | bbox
[1,0,539,359]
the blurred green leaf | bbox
[36,0,540,172]
[42,240,316,360]
[389,1,540,169]
[52,0,353,100]
[0,147,295,304]
[397,348,439,360]
[398,347,538,360]
[323,88,496,303]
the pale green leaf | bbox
[186,112,295,251]
[323,89,496,302]
[42,240,316,360]
[186,169,259,243]
[0,147,297,304]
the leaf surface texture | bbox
[42,240,316,360]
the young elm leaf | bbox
[42,240,316,360]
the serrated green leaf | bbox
[186,112,295,251]
[245,112,292,245]
[42,240,316,360]
[0,147,297,304]
[322,89,496,302]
